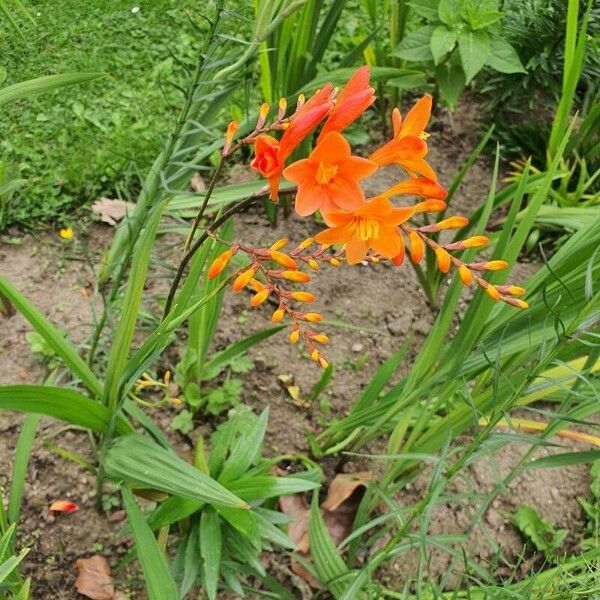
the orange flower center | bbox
[316,161,338,185]
[355,217,380,241]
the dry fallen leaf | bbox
[279,471,371,588]
[91,198,136,226]
[49,500,79,513]
[75,555,115,600]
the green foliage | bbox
[579,460,600,550]
[514,505,568,561]
[0,0,199,228]
[394,0,524,107]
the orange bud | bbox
[307,259,320,271]
[207,249,233,279]
[292,291,316,303]
[226,120,238,145]
[310,349,320,361]
[278,97,287,119]
[507,286,526,296]
[318,356,329,369]
[436,216,469,230]
[282,270,311,282]
[248,278,265,292]
[270,249,298,270]
[486,260,508,271]
[313,334,330,344]
[260,102,269,120]
[232,267,256,291]
[516,299,529,309]
[272,308,285,323]
[486,285,501,301]
[296,93,305,108]
[409,231,424,264]
[329,258,341,267]
[461,236,489,249]
[435,247,451,273]
[251,288,270,307]
[270,238,289,251]
[289,328,300,344]
[458,264,473,285]
[414,199,447,213]
[303,312,323,322]
[299,237,314,250]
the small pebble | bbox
[351,343,364,353]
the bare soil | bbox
[0,97,593,598]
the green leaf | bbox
[435,62,466,108]
[0,276,103,398]
[392,26,435,62]
[104,434,249,509]
[430,25,458,65]
[0,73,103,107]
[407,0,438,21]
[122,487,179,600]
[171,409,194,435]
[200,508,222,600]
[0,385,132,435]
[460,0,502,29]
[458,29,490,83]
[525,450,600,470]
[227,475,319,501]
[438,0,462,26]
[486,36,526,74]
[514,505,568,560]
[387,71,428,90]
[201,326,285,380]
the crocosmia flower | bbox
[283,131,377,220]
[251,84,334,201]
[317,65,375,142]
[315,196,414,264]
[369,94,436,181]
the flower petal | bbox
[401,94,432,138]
[382,177,446,199]
[49,500,79,513]
[311,131,352,164]
[327,177,366,211]
[370,227,404,258]
[283,158,314,183]
[355,195,395,218]
[337,156,378,180]
[400,158,437,181]
[295,180,324,216]
[315,223,353,245]
[345,239,369,264]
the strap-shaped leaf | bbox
[104,434,248,509]
[0,385,131,435]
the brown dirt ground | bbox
[0,97,594,598]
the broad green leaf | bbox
[148,496,202,531]
[486,36,526,74]
[430,25,457,65]
[0,276,103,398]
[227,475,319,501]
[407,0,438,21]
[460,0,502,29]
[0,73,103,107]
[122,487,179,600]
[458,29,490,83]
[0,385,132,435]
[392,26,435,62]
[435,63,466,108]
[104,434,248,509]
[387,71,428,90]
[438,0,462,26]
[0,548,28,585]
[513,505,567,559]
[200,508,222,600]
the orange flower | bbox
[251,85,334,201]
[283,131,377,220]
[381,177,447,201]
[369,95,437,181]
[315,196,414,264]
[317,66,375,142]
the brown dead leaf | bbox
[91,198,136,227]
[75,555,114,600]
[279,471,371,588]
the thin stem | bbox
[184,157,225,252]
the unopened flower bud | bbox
[292,291,316,303]
[329,258,341,267]
[299,237,314,250]
[270,249,298,270]
[232,266,256,291]
[485,284,501,301]
[207,249,233,279]
[318,356,329,369]
[435,247,451,274]
[307,259,320,271]
[282,270,311,282]
[310,349,320,362]
[461,236,489,249]
[251,288,270,307]
[409,231,424,264]
[278,97,287,119]
[289,327,300,344]
[272,308,285,323]
[303,312,323,322]
[458,264,473,285]
[485,260,508,271]
[313,334,329,344]
[270,238,289,251]
[436,216,469,230]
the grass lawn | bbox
[1,0,200,229]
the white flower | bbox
[131,6,140,14]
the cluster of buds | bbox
[208,237,343,367]
[133,371,182,407]
[207,65,528,367]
